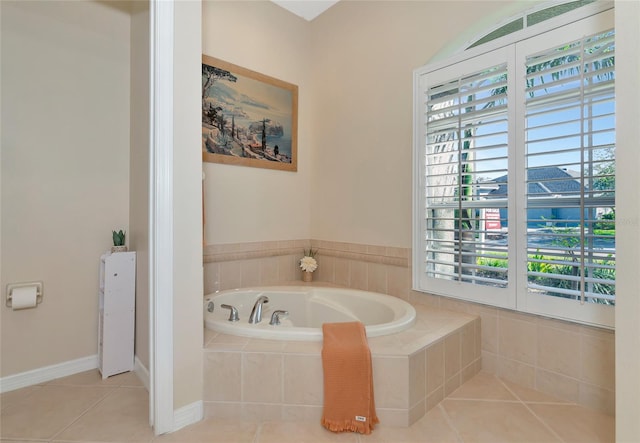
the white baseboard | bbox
[0,355,98,393]
[173,400,203,432]
[1,353,201,433]
[134,356,150,391]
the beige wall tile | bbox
[448,372,516,401]
[281,405,323,422]
[440,297,472,314]
[203,262,220,294]
[375,408,410,427]
[460,322,476,368]
[409,350,426,408]
[367,262,387,294]
[333,257,350,287]
[240,259,261,287]
[350,260,367,290]
[578,383,615,416]
[537,325,580,377]
[277,255,297,282]
[426,340,445,394]
[496,357,536,389]
[409,291,441,308]
[372,356,409,409]
[426,386,444,412]
[241,403,282,421]
[204,240,616,417]
[481,350,497,374]
[444,373,461,397]
[498,317,537,365]
[367,244,387,256]
[580,334,615,390]
[203,401,243,419]
[387,265,410,300]
[219,261,242,290]
[283,355,323,406]
[461,359,481,385]
[242,353,282,403]
[350,243,368,254]
[444,333,461,380]
[259,257,280,286]
[315,254,335,283]
[203,352,241,401]
[499,308,537,324]
[480,311,498,354]
[536,368,579,403]
[409,400,426,425]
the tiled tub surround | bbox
[204,239,615,416]
[203,304,481,427]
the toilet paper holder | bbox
[6,282,44,308]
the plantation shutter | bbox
[414,6,615,327]
[523,29,615,307]
[417,48,515,307]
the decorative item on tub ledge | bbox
[111,229,127,253]
[300,248,318,282]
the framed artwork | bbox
[202,55,298,172]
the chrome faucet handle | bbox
[269,310,289,326]
[220,304,239,322]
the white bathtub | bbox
[204,286,416,341]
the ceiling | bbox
[270,0,340,21]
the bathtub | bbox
[204,286,416,341]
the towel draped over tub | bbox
[320,321,379,434]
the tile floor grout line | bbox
[436,402,465,443]
[253,422,264,443]
[519,400,568,443]
[46,385,122,443]
[496,375,568,443]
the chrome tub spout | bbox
[248,295,269,324]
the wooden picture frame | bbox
[202,55,298,172]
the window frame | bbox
[412,1,615,328]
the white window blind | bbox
[424,64,509,287]
[523,30,615,306]
[414,6,615,327]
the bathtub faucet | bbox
[248,295,269,324]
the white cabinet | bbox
[98,251,136,379]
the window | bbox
[413,4,615,327]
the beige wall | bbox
[173,0,204,410]
[201,1,312,246]
[614,0,640,440]
[0,1,131,377]
[308,1,531,247]
[130,0,150,372]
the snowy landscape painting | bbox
[202,55,298,171]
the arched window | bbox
[467,0,598,49]
[413,1,615,328]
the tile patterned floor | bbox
[0,370,614,442]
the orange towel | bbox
[320,321,379,434]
